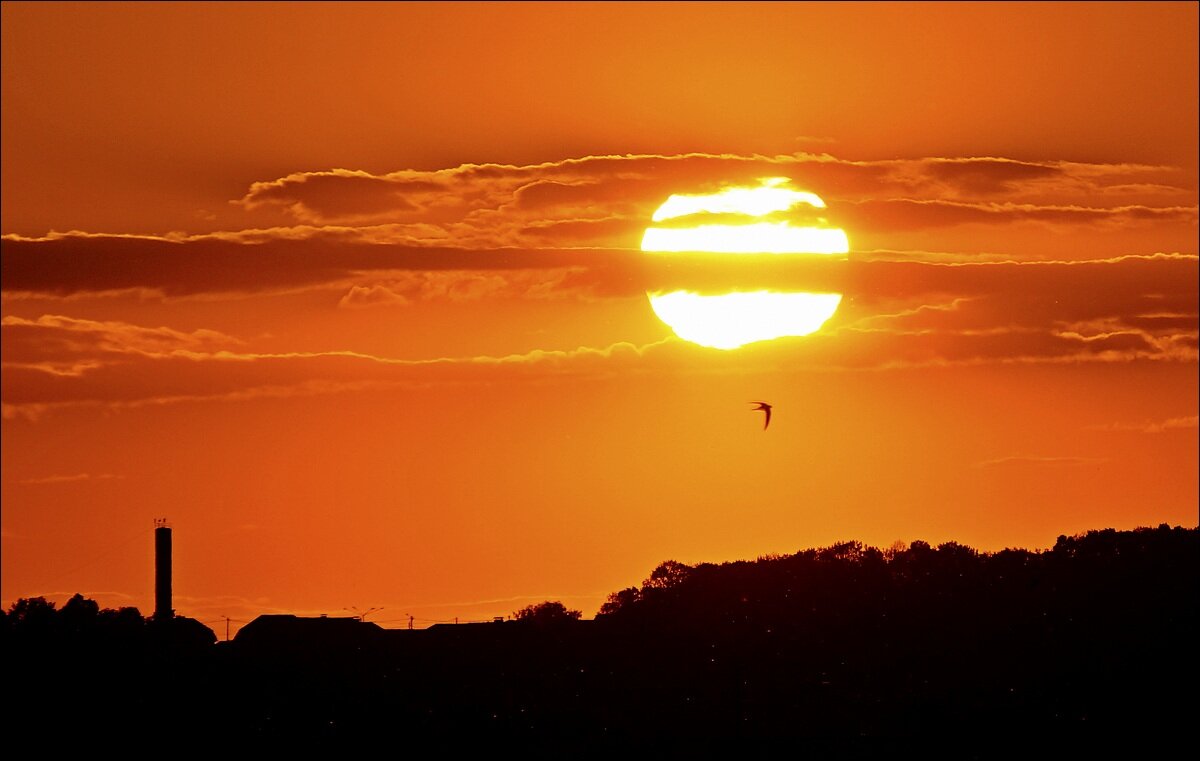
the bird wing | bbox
[749,402,772,430]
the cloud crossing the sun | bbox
[3,151,1194,420]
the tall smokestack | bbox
[154,519,173,621]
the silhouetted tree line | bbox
[2,593,145,646]
[1,593,215,650]
[2,594,215,741]
[513,600,583,622]
[4,524,1195,751]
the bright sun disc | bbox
[648,291,843,350]
[641,178,848,349]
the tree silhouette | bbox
[5,596,58,641]
[59,593,100,636]
[512,600,582,622]
[598,586,641,616]
[643,559,692,590]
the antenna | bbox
[344,606,383,622]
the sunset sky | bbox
[3,1,1196,633]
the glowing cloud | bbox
[651,178,827,220]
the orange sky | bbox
[2,1,1197,633]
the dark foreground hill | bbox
[5,525,1196,751]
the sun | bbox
[641,178,849,349]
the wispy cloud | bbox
[1085,415,1199,434]
[17,472,124,485]
[3,250,1196,418]
[5,151,1194,297]
[973,455,1108,469]
[0,336,675,419]
[235,153,1192,227]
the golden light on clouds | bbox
[641,178,849,349]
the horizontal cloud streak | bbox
[4,149,1194,303]
[16,472,124,485]
[218,153,1197,255]
[833,199,1197,232]
[4,229,1195,309]
[0,232,641,297]
[4,265,1195,417]
[973,456,1108,468]
[3,150,1195,422]
[1085,415,1199,434]
[236,153,1193,228]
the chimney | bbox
[154,519,173,621]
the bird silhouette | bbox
[750,401,773,430]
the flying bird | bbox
[750,401,773,430]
